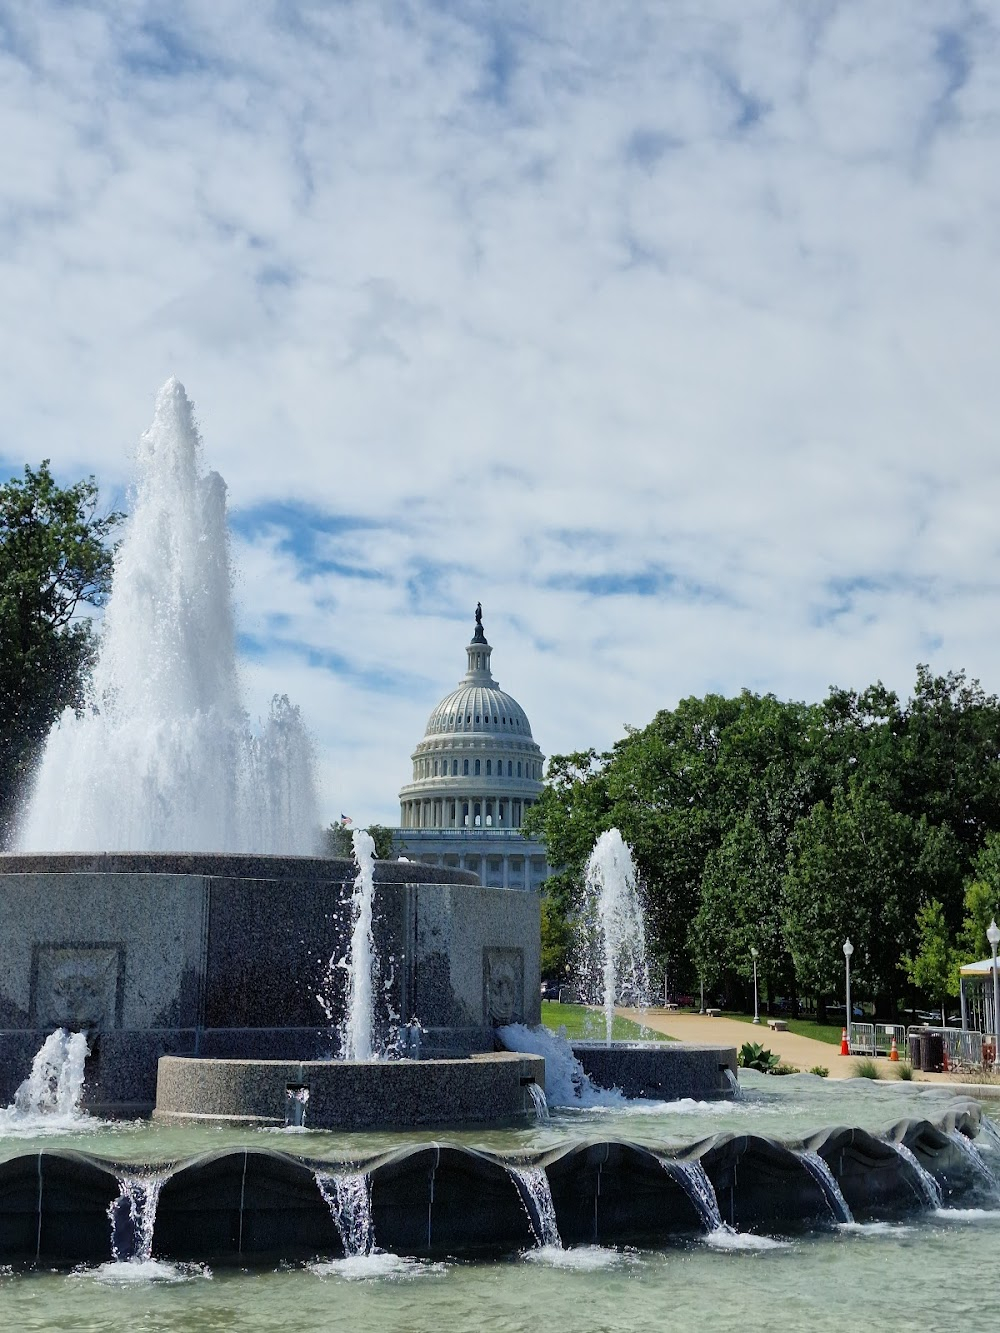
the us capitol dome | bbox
[394,605,550,890]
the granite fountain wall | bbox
[0,853,541,1114]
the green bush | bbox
[809,1065,829,1077]
[896,1061,914,1081]
[770,1062,797,1076]
[852,1057,880,1080]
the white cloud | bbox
[3,0,1000,826]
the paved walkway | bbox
[620,1008,956,1083]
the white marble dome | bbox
[398,608,544,831]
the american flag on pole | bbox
[340,814,352,825]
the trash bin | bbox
[908,1033,923,1070]
[920,1031,944,1073]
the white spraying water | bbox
[16,378,318,853]
[797,1151,854,1223]
[947,1129,996,1188]
[496,1023,623,1106]
[576,830,650,1045]
[890,1142,943,1209]
[663,1158,724,1232]
[109,1175,165,1264]
[507,1166,562,1248]
[316,1172,375,1257]
[340,828,378,1061]
[9,1029,89,1119]
[526,1082,550,1122]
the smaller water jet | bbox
[575,829,651,1045]
[340,829,379,1061]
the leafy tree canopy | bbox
[0,461,121,841]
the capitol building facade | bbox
[392,607,550,890]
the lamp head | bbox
[750,946,758,958]
[843,938,854,959]
[988,920,1000,950]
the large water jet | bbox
[16,378,318,854]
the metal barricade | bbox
[874,1024,907,1057]
[849,1021,875,1055]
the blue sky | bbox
[3,1,1000,825]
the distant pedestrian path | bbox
[617,1008,953,1082]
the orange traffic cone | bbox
[943,1047,950,1073]
[889,1036,899,1062]
[840,1027,849,1056]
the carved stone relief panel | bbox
[483,946,524,1026]
[31,944,124,1031]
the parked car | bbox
[540,980,560,1001]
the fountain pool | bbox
[2,1072,1000,1331]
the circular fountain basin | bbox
[154,1051,547,1129]
[571,1041,738,1100]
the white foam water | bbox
[16,378,318,854]
[496,1024,623,1107]
[523,1245,636,1270]
[3,1030,89,1127]
[309,1254,448,1282]
[933,1208,1000,1222]
[77,1259,210,1285]
[576,830,651,1044]
[703,1230,792,1251]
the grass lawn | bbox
[725,1012,845,1046]
[541,1000,674,1042]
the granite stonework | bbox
[571,1041,738,1100]
[154,1051,546,1129]
[0,854,540,1114]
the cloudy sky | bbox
[3,1,1000,827]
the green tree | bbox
[901,898,960,1026]
[783,785,961,1015]
[0,461,120,842]
[540,894,572,979]
[958,878,1000,963]
[323,821,396,859]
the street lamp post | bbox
[988,920,1000,1066]
[843,939,854,1054]
[751,947,760,1025]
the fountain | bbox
[5,383,1000,1301]
[0,380,542,1124]
[502,828,737,1100]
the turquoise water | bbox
[4,1073,1000,1331]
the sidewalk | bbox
[619,1007,958,1083]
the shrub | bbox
[853,1057,880,1080]
[770,1062,797,1076]
[738,1042,779,1073]
[809,1065,829,1078]
[896,1062,914,1081]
